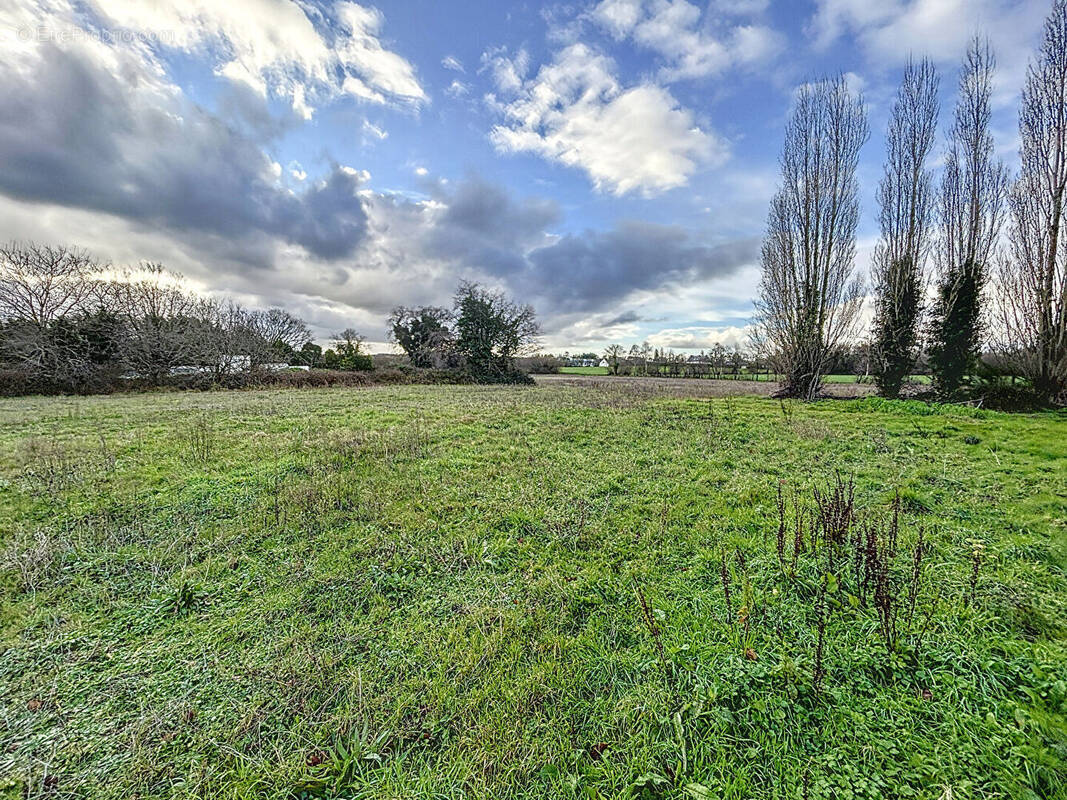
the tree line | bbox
[0,243,540,394]
[0,246,322,393]
[544,341,882,382]
[753,0,1067,406]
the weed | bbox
[182,414,215,464]
[967,539,985,606]
[633,577,668,680]
[775,481,787,567]
[719,551,732,620]
[1,527,64,594]
[161,580,198,614]
[17,436,76,497]
[813,471,856,550]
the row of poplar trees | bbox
[757,0,1067,406]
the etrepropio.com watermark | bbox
[15,25,178,46]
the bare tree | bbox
[113,264,198,381]
[756,75,869,399]
[872,58,940,398]
[247,308,311,364]
[189,299,254,379]
[0,243,118,389]
[332,328,366,356]
[0,242,102,326]
[603,344,624,375]
[928,37,1008,397]
[710,343,728,378]
[997,1,1067,405]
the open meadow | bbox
[2,382,1065,799]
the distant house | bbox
[598,359,609,368]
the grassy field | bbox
[1,383,1065,799]
[560,366,611,375]
[556,368,931,385]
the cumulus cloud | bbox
[590,0,783,81]
[398,192,758,346]
[81,0,425,116]
[591,0,644,38]
[488,43,725,195]
[808,0,1047,88]
[0,1,370,260]
[441,55,465,71]
[480,45,530,92]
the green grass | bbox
[555,369,930,385]
[1,384,1065,799]
[560,366,611,375]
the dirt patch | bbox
[532,373,874,399]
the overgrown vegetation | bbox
[1,384,1063,798]
[390,283,540,384]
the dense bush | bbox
[0,367,477,397]
[517,355,560,374]
[0,368,68,397]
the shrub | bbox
[518,355,560,374]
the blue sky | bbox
[0,0,1051,351]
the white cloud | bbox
[333,4,426,102]
[590,0,784,81]
[480,46,530,93]
[808,0,1047,93]
[339,165,372,182]
[361,119,389,140]
[488,43,725,195]
[83,0,425,116]
[445,79,471,97]
[441,55,464,72]
[729,25,782,66]
[591,0,644,39]
[341,76,386,104]
[648,325,754,350]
